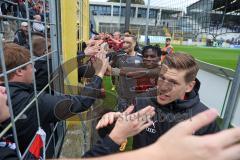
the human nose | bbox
[157,79,173,95]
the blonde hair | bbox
[163,52,199,83]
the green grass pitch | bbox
[102,45,240,150]
[173,45,240,70]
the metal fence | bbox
[196,57,240,128]
[0,0,65,159]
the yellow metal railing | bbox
[60,0,90,125]
[61,0,90,93]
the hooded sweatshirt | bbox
[133,79,220,149]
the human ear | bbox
[185,80,196,93]
[15,69,24,76]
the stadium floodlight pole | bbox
[222,56,240,129]
[125,0,131,31]
[144,0,150,45]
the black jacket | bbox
[133,79,220,149]
[0,75,102,154]
[0,147,18,160]
[13,29,29,49]
[34,57,52,92]
[82,136,120,158]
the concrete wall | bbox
[196,60,240,127]
[197,69,231,116]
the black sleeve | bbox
[0,147,18,160]
[39,75,103,123]
[13,32,20,44]
[35,60,49,91]
[111,54,122,68]
[78,64,95,78]
[82,135,120,158]
[196,120,220,135]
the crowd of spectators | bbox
[0,30,240,160]
[0,24,239,159]
[0,0,48,41]
[226,37,240,45]
[206,36,240,47]
[1,3,240,159]
[0,0,48,19]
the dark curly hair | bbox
[142,45,162,57]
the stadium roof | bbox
[213,0,240,14]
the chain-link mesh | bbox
[0,0,65,159]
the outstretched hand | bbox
[108,105,155,145]
[150,109,240,160]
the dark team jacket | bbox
[133,79,220,149]
[0,135,120,159]
[0,75,102,155]
[34,57,52,92]
[0,147,18,160]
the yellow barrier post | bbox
[60,0,90,124]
